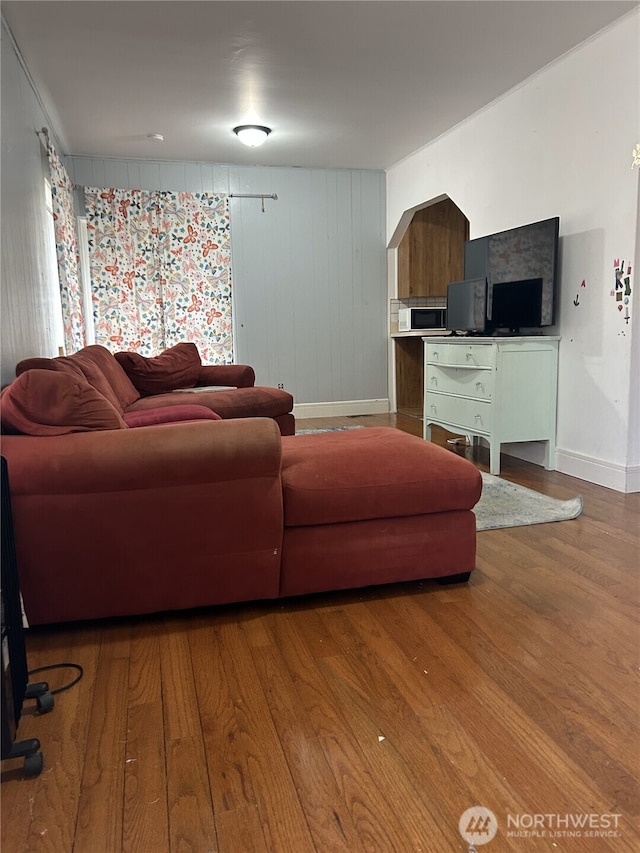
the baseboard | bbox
[293,398,390,420]
[555,448,639,493]
[625,465,640,493]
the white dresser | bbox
[422,336,560,475]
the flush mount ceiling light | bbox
[233,125,271,147]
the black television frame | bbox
[445,277,488,334]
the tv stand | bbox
[422,335,560,475]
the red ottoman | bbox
[279,428,482,596]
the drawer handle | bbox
[474,414,482,423]
[432,351,439,360]
[431,376,438,387]
[475,381,483,392]
[466,352,473,361]
[430,404,437,414]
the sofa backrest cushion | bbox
[74,345,141,410]
[114,342,202,396]
[1,369,128,435]
[16,345,140,413]
[16,355,86,382]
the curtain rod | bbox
[229,193,278,200]
[36,127,51,154]
[230,193,278,213]
[67,182,278,212]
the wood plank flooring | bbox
[2,415,638,852]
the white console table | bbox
[422,336,560,475]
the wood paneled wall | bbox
[394,337,424,420]
[397,198,468,298]
[394,197,469,417]
[66,158,388,407]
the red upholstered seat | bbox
[123,405,221,427]
[281,427,482,527]
[126,386,294,422]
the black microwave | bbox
[398,307,446,331]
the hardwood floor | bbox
[2,415,639,852]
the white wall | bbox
[387,11,640,491]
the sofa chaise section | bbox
[1,418,285,624]
[279,428,480,596]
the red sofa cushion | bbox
[75,345,141,409]
[1,369,127,435]
[281,427,482,526]
[16,345,140,412]
[123,405,221,427]
[115,343,202,395]
[125,385,294,421]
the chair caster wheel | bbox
[24,751,43,777]
[36,692,55,714]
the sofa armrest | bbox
[2,418,284,624]
[3,417,279,492]
[196,364,255,388]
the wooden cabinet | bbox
[394,197,469,417]
[397,199,469,298]
[394,336,425,420]
[423,336,560,475]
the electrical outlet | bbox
[277,383,284,390]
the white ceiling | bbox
[3,1,637,171]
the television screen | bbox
[464,217,559,327]
[446,278,487,333]
[491,278,543,333]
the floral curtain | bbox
[84,188,232,363]
[47,142,86,353]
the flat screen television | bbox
[464,216,559,329]
[446,278,487,334]
[491,278,543,333]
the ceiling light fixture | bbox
[233,125,271,147]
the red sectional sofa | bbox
[0,347,483,626]
[14,342,295,435]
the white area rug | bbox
[296,426,365,434]
[475,472,583,531]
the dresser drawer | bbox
[425,365,494,400]
[425,392,492,434]
[425,342,495,368]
